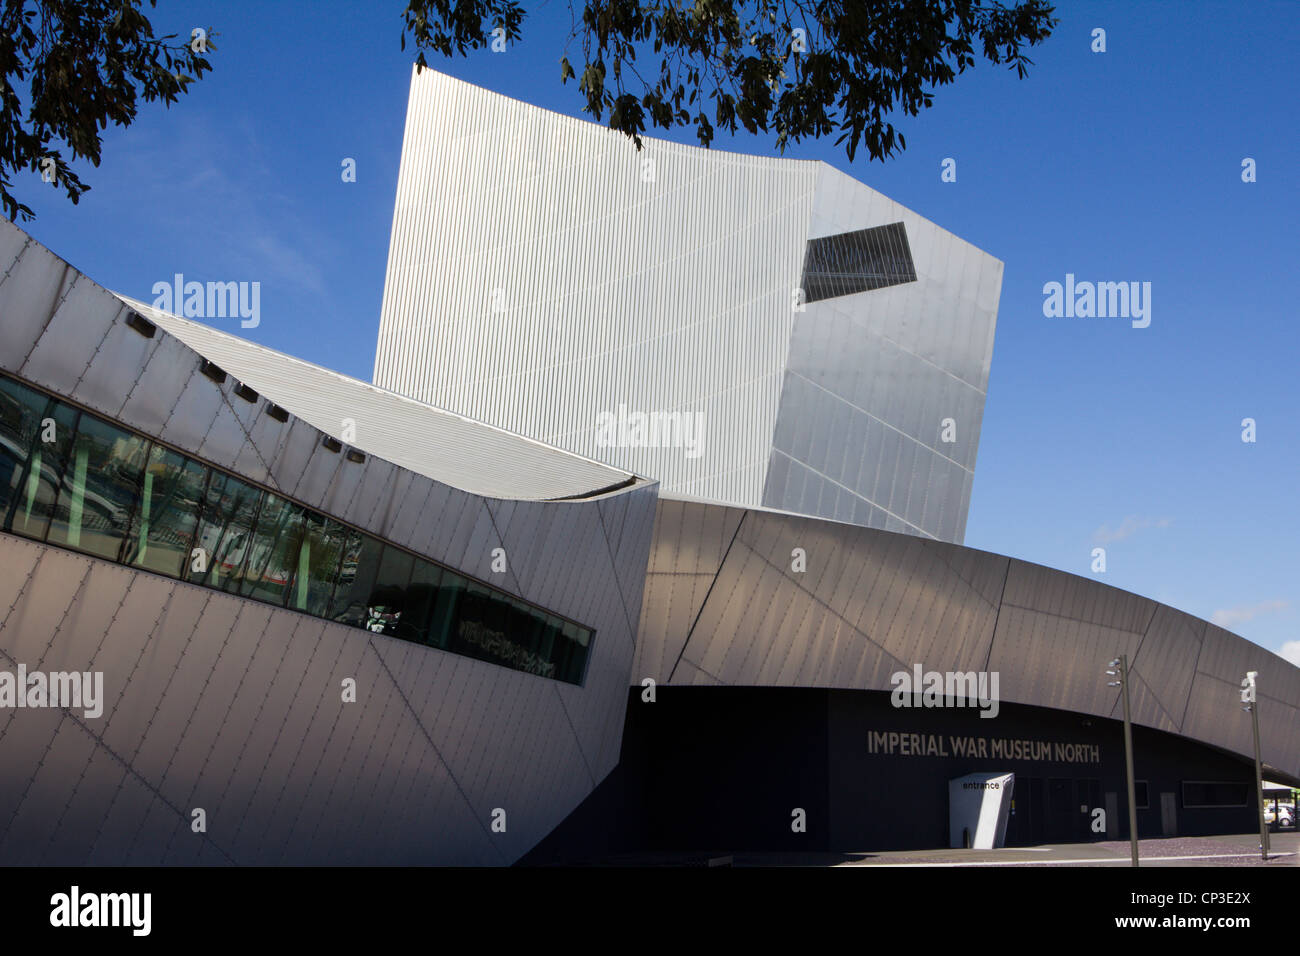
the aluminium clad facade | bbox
[374,68,1001,543]
[0,219,657,865]
[635,497,1300,783]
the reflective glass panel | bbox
[125,445,208,578]
[285,511,349,617]
[47,413,148,561]
[328,531,384,627]
[404,559,443,645]
[187,470,263,592]
[0,378,69,537]
[365,546,414,638]
[241,494,302,604]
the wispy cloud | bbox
[250,233,327,297]
[1210,599,1290,630]
[1279,640,1300,668]
[1091,515,1172,545]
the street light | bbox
[1241,671,1269,861]
[1108,655,1139,867]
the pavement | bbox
[581,830,1300,866]
[828,830,1300,866]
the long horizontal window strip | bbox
[801,221,918,303]
[1181,781,1250,809]
[0,369,593,685]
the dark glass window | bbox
[0,369,597,686]
[404,560,443,645]
[1182,781,1249,808]
[408,561,469,650]
[328,531,384,627]
[555,620,592,684]
[800,221,917,303]
[285,511,348,617]
[188,470,263,592]
[539,614,563,670]
[364,546,415,638]
[430,571,466,651]
[0,378,68,535]
[451,580,556,678]
[1134,781,1149,810]
[125,445,208,578]
[47,413,148,561]
[508,598,543,662]
[240,493,302,604]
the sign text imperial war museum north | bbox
[868,730,1101,764]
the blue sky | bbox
[12,1,1299,663]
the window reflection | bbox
[365,546,414,637]
[0,379,74,540]
[188,470,263,592]
[47,413,148,561]
[126,445,208,578]
[0,370,595,685]
[241,494,301,604]
[329,531,383,627]
[285,511,347,617]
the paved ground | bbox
[594,831,1300,866]
[827,831,1300,867]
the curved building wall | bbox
[636,498,1300,782]
[374,69,1001,543]
[0,220,658,865]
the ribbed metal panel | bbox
[761,165,1002,541]
[375,67,819,508]
[118,294,635,502]
[374,69,1002,544]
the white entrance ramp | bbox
[949,773,1015,849]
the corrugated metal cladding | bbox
[374,68,1002,544]
[375,67,818,509]
[0,220,659,865]
[636,499,1300,781]
[761,166,1002,543]
[118,296,638,502]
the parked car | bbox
[1264,804,1295,827]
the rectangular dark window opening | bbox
[266,403,289,423]
[125,311,157,338]
[199,359,227,384]
[800,221,918,303]
[233,382,258,403]
[1182,781,1250,808]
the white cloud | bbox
[1210,599,1290,630]
[1092,515,1172,545]
[1279,641,1300,668]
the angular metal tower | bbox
[375,68,1002,543]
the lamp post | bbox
[1241,671,1269,861]
[1107,655,1139,867]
